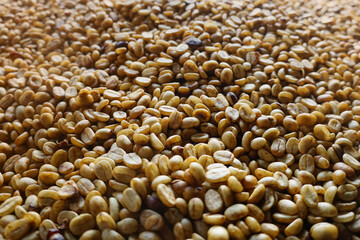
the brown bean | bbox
[117,218,139,235]
[261,223,279,238]
[208,226,229,240]
[309,202,338,217]
[224,204,249,221]
[102,229,125,240]
[248,184,265,204]
[123,153,143,169]
[156,184,175,207]
[0,196,23,217]
[205,189,223,213]
[343,154,360,170]
[96,212,116,231]
[284,218,303,236]
[80,230,101,240]
[205,164,231,183]
[4,218,30,240]
[140,209,164,231]
[300,184,318,208]
[277,199,298,215]
[310,222,338,240]
[188,198,204,220]
[240,105,256,123]
[122,188,142,212]
[2,1,360,239]
[69,214,96,236]
[139,231,162,240]
[89,196,108,216]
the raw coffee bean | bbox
[1,0,359,239]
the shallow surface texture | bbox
[0,0,360,239]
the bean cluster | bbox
[0,0,360,239]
